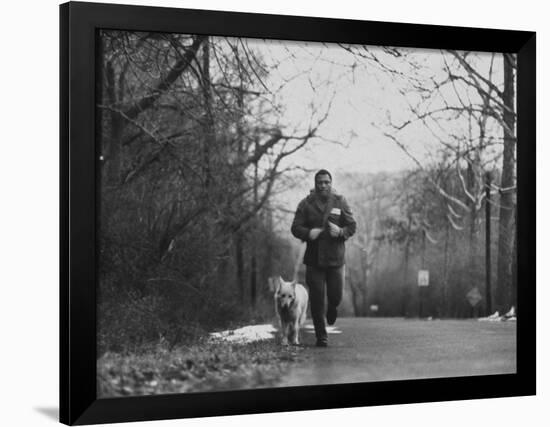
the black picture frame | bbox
[60,1,536,425]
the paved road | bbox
[276,317,516,387]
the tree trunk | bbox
[104,60,124,186]
[401,242,410,316]
[235,232,245,302]
[250,256,257,306]
[250,141,259,306]
[496,53,516,313]
[442,222,450,317]
[348,275,362,317]
[467,161,478,288]
[234,62,246,303]
[201,37,214,191]
[264,201,274,285]
[359,241,369,316]
[418,229,427,318]
[485,172,493,316]
[361,268,369,316]
[401,217,412,317]
[510,207,518,310]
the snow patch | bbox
[209,322,343,343]
[209,324,277,343]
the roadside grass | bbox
[98,336,308,397]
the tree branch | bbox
[123,35,207,120]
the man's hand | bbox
[328,222,343,238]
[309,228,323,241]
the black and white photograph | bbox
[96,30,519,397]
[4,0,547,426]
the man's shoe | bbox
[327,306,337,326]
[316,339,328,347]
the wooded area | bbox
[97,31,517,353]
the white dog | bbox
[272,276,309,346]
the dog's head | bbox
[273,276,297,310]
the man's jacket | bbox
[291,190,357,267]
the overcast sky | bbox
[231,38,505,227]
[241,38,503,177]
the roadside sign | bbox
[466,287,483,307]
[418,270,429,287]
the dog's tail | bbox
[292,243,306,282]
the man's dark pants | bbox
[306,265,344,343]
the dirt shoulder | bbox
[98,338,307,397]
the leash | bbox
[292,243,306,282]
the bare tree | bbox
[339,45,517,314]
[97,31,336,347]
[495,53,516,313]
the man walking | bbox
[291,169,356,347]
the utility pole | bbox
[419,229,426,318]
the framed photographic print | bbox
[60,1,536,424]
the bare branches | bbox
[447,213,465,230]
[455,160,476,204]
[383,131,473,212]
[447,50,504,100]
[123,35,207,120]
[338,45,516,233]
